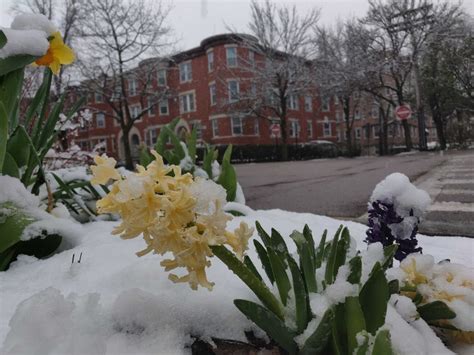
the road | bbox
[235,150,474,237]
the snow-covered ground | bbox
[1,206,472,354]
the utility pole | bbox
[387,3,434,151]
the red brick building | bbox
[72,34,338,162]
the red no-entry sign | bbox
[270,123,281,137]
[395,105,412,121]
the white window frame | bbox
[226,46,237,67]
[249,49,255,66]
[157,69,167,86]
[323,117,331,137]
[228,80,240,102]
[96,112,105,128]
[355,109,361,120]
[159,99,169,115]
[288,95,299,110]
[95,92,103,103]
[373,126,380,138]
[128,78,137,96]
[231,116,243,136]
[179,61,192,83]
[304,96,312,112]
[209,82,217,106]
[211,119,219,137]
[355,127,361,140]
[179,91,196,113]
[207,50,214,72]
[289,120,300,138]
[130,104,141,120]
[322,96,330,112]
[307,120,313,138]
[146,127,159,147]
[147,97,155,116]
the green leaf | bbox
[382,244,398,269]
[16,233,62,259]
[0,203,36,254]
[290,230,317,292]
[0,68,23,130]
[417,301,456,322]
[359,262,389,334]
[0,54,37,76]
[325,226,342,285]
[347,256,362,284]
[202,146,215,178]
[7,126,30,168]
[163,125,185,164]
[139,146,153,166]
[287,254,309,334]
[244,255,263,281]
[0,101,7,171]
[36,92,66,155]
[254,239,274,285]
[0,30,6,50]
[255,221,272,248]
[314,229,327,269]
[217,145,237,201]
[2,152,19,178]
[372,329,393,355]
[300,308,334,355]
[154,117,179,155]
[331,303,346,355]
[303,224,316,265]
[234,299,297,353]
[0,246,17,272]
[355,331,370,355]
[388,279,399,295]
[345,296,366,354]
[271,228,289,258]
[211,245,284,319]
[267,248,291,305]
[186,126,197,163]
[334,227,351,279]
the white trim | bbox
[209,113,227,120]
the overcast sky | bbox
[0,0,472,51]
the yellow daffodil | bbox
[91,151,253,291]
[90,155,121,185]
[34,31,74,75]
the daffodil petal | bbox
[54,44,75,64]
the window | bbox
[192,121,203,140]
[322,96,330,112]
[147,97,155,116]
[250,81,257,97]
[112,86,121,101]
[179,62,192,82]
[95,92,103,103]
[157,69,167,86]
[307,120,313,138]
[304,96,312,112]
[323,117,331,137]
[146,128,158,147]
[179,92,195,113]
[231,116,242,135]
[288,95,299,110]
[207,51,214,72]
[355,127,361,139]
[290,120,300,138]
[336,111,342,122]
[159,99,169,115]
[209,83,217,106]
[128,79,137,96]
[373,126,380,138]
[96,112,105,128]
[249,49,255,66]
[355,109,361,120]
[334,96,339,106]
[337,129,341,142]
[226,47,237,67]
[254,119,259,135]
[130,104,141,120]
[372,105,379,119]
[211,119,219,137]
[228,80,240,102]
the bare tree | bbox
[224,0,319,161]
[315,20,371,155]
[77,0,173,169]
[364,0,463,151]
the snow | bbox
[370,172,431,218]
[0,28,49,59]
[10,14,57,35]
[0,202,472,353]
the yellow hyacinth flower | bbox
[90,155,121,185]
[35,31,74,74]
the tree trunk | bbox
[122,126,134,170]
[402,119,412,151]
[343,99,352,155]
[280,116,288,161]
[433,114,446,150]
